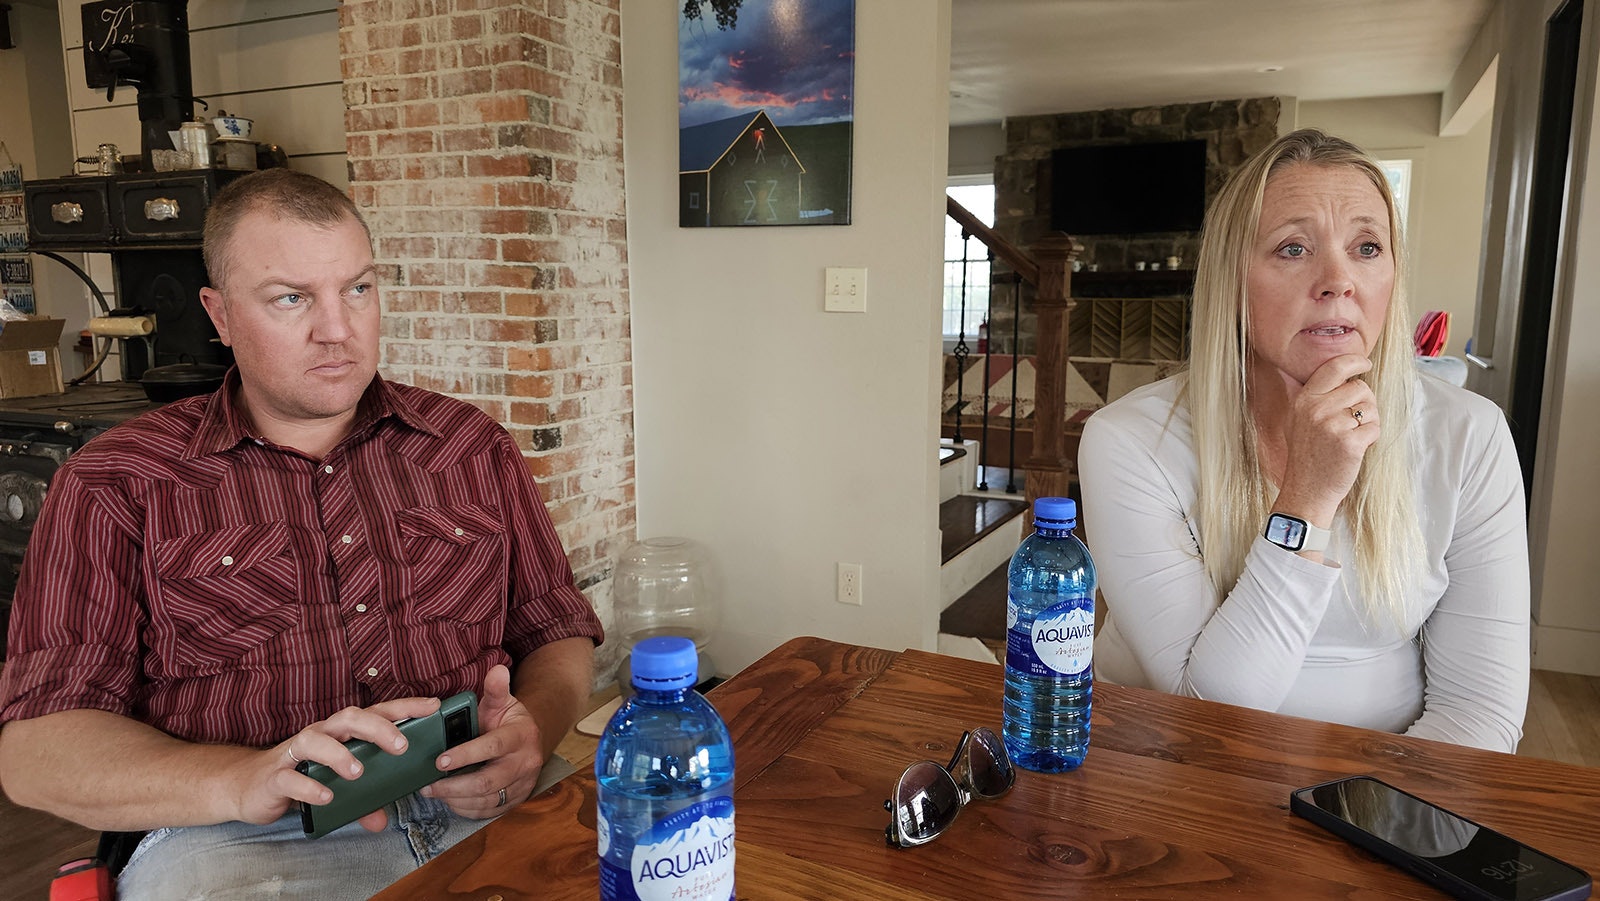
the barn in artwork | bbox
[679,110,806,227]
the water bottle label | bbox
[599,793,736,901]
[1007,596,1093,677]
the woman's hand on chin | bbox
[1274,353,1380,525]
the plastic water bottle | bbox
[1003,496,1097,772]
[597,635,735,901]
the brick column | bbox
[339,0,634,667]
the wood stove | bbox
[0,2,261,646]
[25,168,239,379]
[0,383,161,653]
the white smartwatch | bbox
[1264,512,1330,553]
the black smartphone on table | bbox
[1291,775,1591,901]
[298,691,479,839]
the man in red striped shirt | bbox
[0,169,605,898]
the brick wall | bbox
[339,0,634,677]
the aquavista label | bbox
[1005,597,1093,677]
[601,794,735,901]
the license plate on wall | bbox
[0,257,30,285]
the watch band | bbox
[1264,512,1331,553]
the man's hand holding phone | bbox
[267,663,542,838]
[418,664,547,820]
[293,693,479,839]
[220,697,444,832]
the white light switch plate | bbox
[824,267,867,312]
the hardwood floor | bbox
[3,671,1597,899]
[1520,668,1600,768]
[0,791,96,901]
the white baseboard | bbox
[1532,622,1600,676]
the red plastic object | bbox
[1413,310,1449,357]
[50,858,113,901]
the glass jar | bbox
[613,537,719,649]
[612,537,719,692]
[96,143,122,175]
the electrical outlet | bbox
[837,562,863,606]
[824,267,867,312]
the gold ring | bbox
[1351,408,1365,424]
[287,746,303,765]
[497,788,508,807]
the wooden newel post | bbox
[1026,232,1082,509]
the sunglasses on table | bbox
[883,726,1016,848]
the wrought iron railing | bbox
[944,194,1080,506]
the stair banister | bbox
[944,194,1081,509]
[1026,233,1082,506]
[945,195,1038,286]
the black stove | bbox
[0,382,162,651]
[0,1,232,653]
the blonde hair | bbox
[1184,128,1421,628]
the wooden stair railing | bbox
[945,195,1082,507]
[945,195,1038,285]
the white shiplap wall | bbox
[48,0,345,368]
[58,0,346,185]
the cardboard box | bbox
[0,316,65,398]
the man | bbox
[0,169,604,898]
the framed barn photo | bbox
[678,0,855,227]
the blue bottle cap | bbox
[630,635,699,690]
[1033,496,1077,529]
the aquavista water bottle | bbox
[597,635,735,900]
[1002,496,1097,772]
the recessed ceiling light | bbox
[1258,65,1283,74]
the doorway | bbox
[1510,0,1586,499]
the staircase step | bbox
[939,495,1026,564]
[940,559,1008,642]
[939,443,971,504]
[938,495,1025,610]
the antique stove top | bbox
[0,380,157,433]
[0,382,163,652]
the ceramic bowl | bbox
[212,116,254,140]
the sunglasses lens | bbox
[892,761,962,846]
[968,728,1016,798]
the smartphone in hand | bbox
[1291,775,1591,901]
[298,691,479,839]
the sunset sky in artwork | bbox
[679,0,855,129]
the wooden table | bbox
[376,637,1600,899]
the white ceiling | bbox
[948,0,1497,126]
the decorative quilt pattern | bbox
[943,355,1183,429]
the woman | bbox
[1078,129,1528,753]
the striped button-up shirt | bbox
[0,372,603,746]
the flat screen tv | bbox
[1050,139,1207,235]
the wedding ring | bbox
[286,746,303,765]
[497,788,508,807]
[1351,407,1365,424]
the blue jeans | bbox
[116,793,492,900]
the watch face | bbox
[1267,514,1306,550]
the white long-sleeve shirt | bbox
[1078,373,1529,752]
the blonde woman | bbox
[1078,129,1528,752]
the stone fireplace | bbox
[988,97,1283,355]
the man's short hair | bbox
[203,169,372,291]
